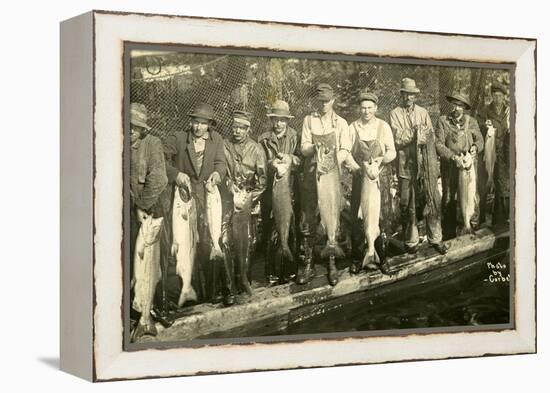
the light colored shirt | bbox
[349,117,396,163]
[301,110,352,158]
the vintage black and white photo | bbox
[125,47,513,345]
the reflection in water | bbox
[282,251,510,335]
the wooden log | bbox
[137,227,508,343]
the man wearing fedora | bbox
[390,78,448,255]
[435,91,484,238]
[258,100,302,285]
[165,102,230,305]
[299,83,354,286]
[223,110,267,298]
[347,91,396,275]
[477,81,510,225]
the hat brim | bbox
[446,95,471,110]
[130,119,151,130]
[267,113,294,119]
[188,113,217,126]
[400,88,420,94]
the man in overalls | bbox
[435,92,484,238]
[258,100,302,285]
[390,78,448,255]
[223,110,267,299]
[346,92,396,275]
[298,83,353,286]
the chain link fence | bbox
[130,50,510,142]
[130,50,509,236]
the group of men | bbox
[130,76,510,313]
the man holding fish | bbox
[346,91,396,275]
[129,102,169,339]
[165,103,230,306]
[477,82,510,226]
[223,110,268,299]
[435,92,484,238]
[298,83,354,286]
[390,78,448,255]
[258,100,302,286]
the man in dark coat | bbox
[390,78,448,255]
[435,92,484,238]
[477,81,510,225]
[165,102,230,305]
[258,100,301,285]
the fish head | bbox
[177,185,191,202]
[363,160,380,181]
[460,151,473,170]
[233,189,251,212]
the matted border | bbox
[92,10,536,381]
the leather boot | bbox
[375,232,391,275]
[296,236,315,285]
[327,256,338,286]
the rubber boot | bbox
[327,256,338,286]
[296,235,315,285]
[374,232,391,275]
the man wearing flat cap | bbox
[298,83,354,286]
[390,78,448,255]
[258,100,301,285]
[165,102,229,305]
[477,81,510,225]
[435,91,484,237]
[129,102,169,336]
[347,91,396,275]
[223,110,267,299]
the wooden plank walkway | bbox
[137,227,509,343]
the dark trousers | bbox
[400,176,443,246]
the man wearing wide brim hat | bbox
[258,100,301,285]
[390,78,448,255]
[477,81,510,226]
[435,91,484,237]
[129,102,169,338]
[222,109,267,299]
[299,83,354,286]
[165,102,229,305]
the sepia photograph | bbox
[124,46,514,346]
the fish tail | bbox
[320,243,345,259]
[210,245,224,261]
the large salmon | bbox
[232,188,253,295]
[271,155,294,262]
[205,184,223,261]
[132,214,164,340]
[458,152,477,234]
[484,123,497,189]
[359,159,381,267]
[314,139,344,259]
[171,185,198,307]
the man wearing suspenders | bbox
[346,91,396,275]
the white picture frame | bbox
[60,10,536,381]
